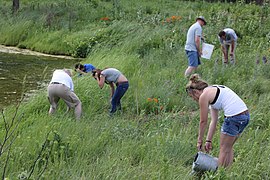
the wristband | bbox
[206,140,212,143]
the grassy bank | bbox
[1,0,270,179]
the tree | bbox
[12,0,19,13]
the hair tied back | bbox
[189,74,200,83]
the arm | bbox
[197,93,210,150]
[205,108,219,152]
[97,75,105,89]
[221,45,228,62]
[70,80,74,92]
[109,82,115,98]
[195,36,202,56]
[76,69,87,75]
[230,40,235,55]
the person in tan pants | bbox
[47,69,82,120]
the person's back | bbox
[101,68,122,83]
[75,63,95,76]
[84,64,96,73]
[50,70,73,91]
[48,69,82,120]
[218,28,238,64]
[219,28,237,44]
[210,85,247,116]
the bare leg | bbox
[218,133,238,168]
[230,43,237,64]
[222,45,229,63]
[184,66,197,77]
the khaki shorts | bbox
[47,84,81,109]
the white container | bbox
[192,151,218,173]
[201,43,214,60]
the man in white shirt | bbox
[47,69,82,120]
[218,28,238,64]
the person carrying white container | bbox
[184,16,207,77]
[185,74,249,168]
[218,28,238,64]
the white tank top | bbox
[210,85,248,117]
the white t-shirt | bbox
[50,70,74,91]
[210,85,247,117]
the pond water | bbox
[0,52,78,109]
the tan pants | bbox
[47,83,82,119]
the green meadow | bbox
[1,0,270,179]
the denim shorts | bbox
[185,50,201,67]
[221,113,250,137]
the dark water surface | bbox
[0,52,78,108]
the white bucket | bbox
[192,151,218,173]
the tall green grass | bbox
[1,0,270,179]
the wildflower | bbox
[165,16,182,24]
[147,98,152,102]
[171,15,182,21]
[100,17,110,21]
[153,98,158,103]
[166,18,171,23]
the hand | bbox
[205,141,212,153]
[94,73,99,80]
[199,51,203,57]
[197,141,203,151]
[201,37,205,42]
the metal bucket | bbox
[192,151,218,173]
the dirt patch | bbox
[0,45,76,59]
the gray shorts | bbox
[47,84,81,109]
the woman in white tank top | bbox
[185,74,249,168]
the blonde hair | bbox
[63,69,73,77]
[186,74,208,93]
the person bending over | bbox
[185,74,249,167]
[75,63,96,76]
[92,68,129,115]
[218,28,238,64]
[47,69,82,120]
